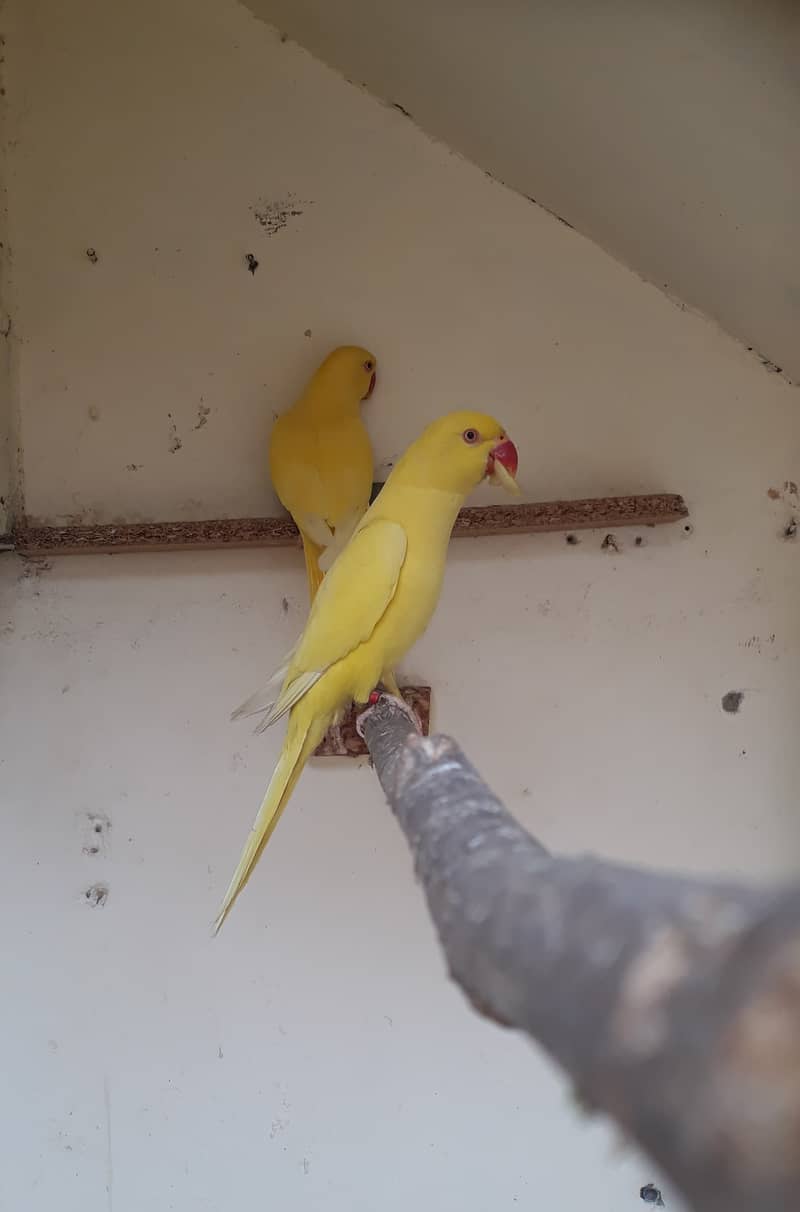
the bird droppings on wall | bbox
[773,482,797,501]
[251,195,310,237]
[783,518,797,539]
[81,813,111,857]
[167,413,182,454]
[194,403,211,430]
[601,533,620,552]
[84,883,109,908]
[85,247,98,264]
[722,691,744,714]
[640,1183,665,1206]
[245,253,259,275]
[18,557,52,580]
[741,634,775,654]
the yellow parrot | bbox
[269,345,377,605]
[214,410,520,933]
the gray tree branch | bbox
[357,694,800,1212]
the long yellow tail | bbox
[213,714,325,934]
[301,532,324,603]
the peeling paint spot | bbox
[722,691,744,714]
[88,405,100,422]
[245,253,259,275]
[783,518,797,539]
[84,883,109,908]
[304,328,312,338]
[85,247,98,264]
[125,463,142,472]
[167,413,182,454]
[194,402,211,430]
[767,487,781,500]
[601,533,620,552]
[281,596,289,614]
[251,195,310,237]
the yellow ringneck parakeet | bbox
[269,345,377,604]
[214,411,519,933]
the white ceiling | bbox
[245,0,800,383]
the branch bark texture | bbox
[358,695,800,1212]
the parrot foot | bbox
[356,691,421,739]
[328,720,345,753]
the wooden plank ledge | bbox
[314,686,431,758]
[12,493,687,556]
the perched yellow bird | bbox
[269,345,377,604]
[214,410,520,933]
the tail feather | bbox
[302,532,324,604]
[230,665,289,724]
[212,715,326,934]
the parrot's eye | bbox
[364,359,375,372]
[462,428,480,444]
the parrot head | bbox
[314,345,377,405]
[398,410,520,498]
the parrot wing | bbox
[232,519,407,732]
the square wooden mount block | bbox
[314,686,432,758]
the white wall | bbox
[2,1,799,1209]
[246,0,800,384]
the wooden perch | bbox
[357,694,800,1212]
[12,493,687,556]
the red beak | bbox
[362,371,377,400]
[487,437,518,478]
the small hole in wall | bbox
[640,1184,664,1206]
[682,523,693,535]
[722,690,744,714]
[565,533,579,546]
